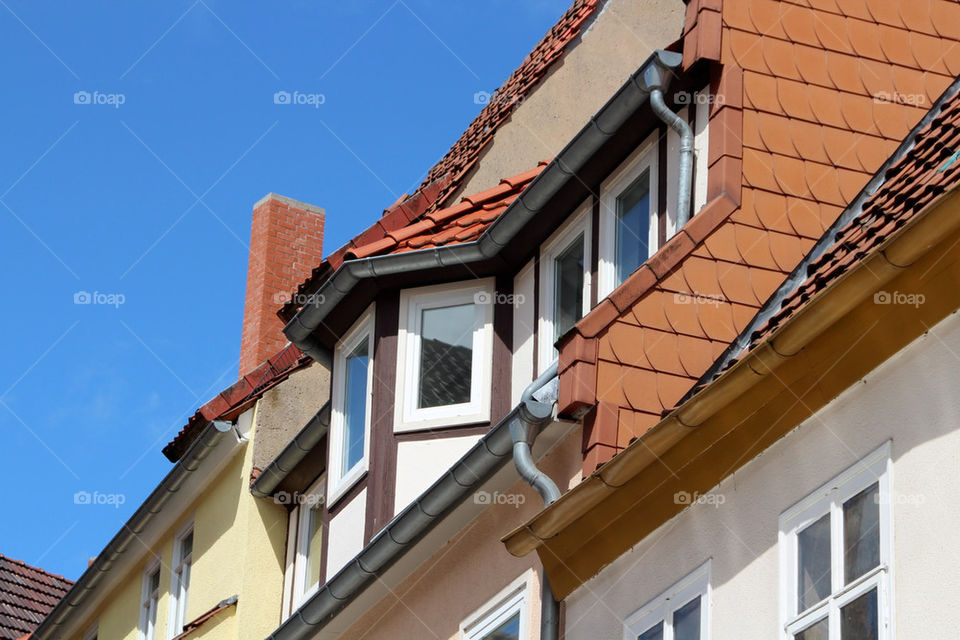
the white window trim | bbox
[138,558,161,640]
[292,475,326,608]
[460,570,534,640]
[778,442,894,640]
[599,131,659,299]
[537,200,592,375]
[623,560,710,640]
[328,305,375,504]
[692,88,710,215]
[395,279,494,433]
[167,521,194,640]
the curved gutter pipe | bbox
[30,420,240,640]
[511,360,562,640]
[649,88,694,228]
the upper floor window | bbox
[779,444,892,640]
[395,280,493,432]
[624,561,709,640]
[460,572,532,640]
[599,133,658,298]
[168,524,193,639]
[292,475,325,607]
[538,203,591,372]
[139,561,161,640]
[329,306,374,502]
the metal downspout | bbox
[511,360,561,640]
[650,88,694,228]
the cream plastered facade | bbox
[70,406,289,640]
[563,309,960,639]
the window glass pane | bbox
[306,506,324,589]
[798,513,832,611]
[794,617,828,640]
[844,482,880,584]
[481,611,519,640]
[342,338,369,472]
[148,568,160,594]
[615,170,650,285]
[180,531,193,560]
[418,304,474,408]
[840,587,878,640]
[673,596,701,640]
[554,234,584,339]
[637,620,663,640]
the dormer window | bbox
[538,204,591,372]
[329,306,374,502]
[396,280,494,432]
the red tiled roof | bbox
[0,556,72,640]
[163,343,310,462]
[281,0,600,320]
[749,85,960,348]
[345,163,546,259]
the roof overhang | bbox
[501,181,960,598]
[282,49,699,358]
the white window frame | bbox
[395,279,494,432]
[291,474,326,609]
[328,305,375,503]
[167,521,193,640]
[778,442,893,640]
[537,201,592,374]
[623,560,710,640]
[138,559,161,640]
[460,570,533,640]
[599,131,659,299]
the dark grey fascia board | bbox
[265,395,556,640]
[685,74,960,401]
[32,421,241,640]
[251,403,330,499]
[283,49,682,357]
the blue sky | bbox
[0,0,571,580]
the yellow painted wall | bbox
[71,406,289,640]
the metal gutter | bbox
[251,403,330,499]
[283,49,683,358]
[266,375,559,640]
[687,75,960,400]
[31,421,242,640]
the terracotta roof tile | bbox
[0,556,72,640]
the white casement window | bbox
[599,132,659,299]
[328,306,375,502]
[624,561,710,640]
[290,475,326,609]
[139,561,161,640]
[168,524,193,639]
[395,280,494,432]
[460,571,533,640]
[779,443,893,640]
[538,202,592,373]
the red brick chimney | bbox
[240,194,325,377]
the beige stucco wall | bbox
[71,407,289,640]
[337,424,583,640]
[252,363,330,473]
[453,0,685,200]
[564,309,960,639]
